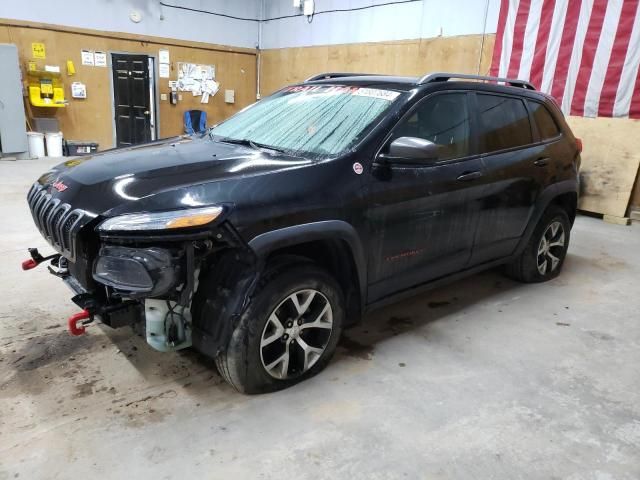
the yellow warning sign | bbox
[31,42,46,59]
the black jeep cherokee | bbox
[24,72,580,393]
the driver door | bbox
[364,91,485,303]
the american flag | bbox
[490,0,640,119]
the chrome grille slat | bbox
[37,194,52,232]
[53,204,71,249]
[41,199,58,238]
[45,200,62,239]
[25,183,91,261]
[27,184,38,203]
[32,192,48,229]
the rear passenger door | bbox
[469,93,556,266]
[365,92,485,302]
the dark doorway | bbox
[111,53,155,147]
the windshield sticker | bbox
[352,88,400,101]
[283,85,357,94]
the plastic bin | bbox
[45,131,63,157]
[27,132,45,158]
[64,140,99,156]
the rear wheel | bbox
[505,205,570,283]
[215,262,344,394]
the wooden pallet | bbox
[567,117,640,219]
[603,214,631,226]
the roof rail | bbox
[418,72,536,90]
[304,72,376,82]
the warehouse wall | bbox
[0,0,260,49]
[261,0,499,49]
[0,20,257,151]
[260,0,498,94]
[260,34,495,95]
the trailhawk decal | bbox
[282,85,400,102]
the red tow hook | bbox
[21,248,59,271]
[68,310,92,336]
[22,259,38,270]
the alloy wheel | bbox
[260,289,334,380]
[537,220,566,275]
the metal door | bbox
[112,54,152,147]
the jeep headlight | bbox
[98,206,223,232]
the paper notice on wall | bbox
[71,82,87,99]
[203,80,219,97]
[176,62,216,96]
[159,49,170,64]
[81,50,94,66]
[94,51,107,67]
[159,63,170,78]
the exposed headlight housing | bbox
[93,246,179,296]
[98,206,223,232]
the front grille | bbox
[27,183,89,260]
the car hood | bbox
[36,135,314,216]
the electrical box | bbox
[224,90,235,104]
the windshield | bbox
[210,85,401,158]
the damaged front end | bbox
[24,183,260,358]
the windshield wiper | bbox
[216,137,286,154]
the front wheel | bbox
[505,205,571,283]
[215,262,344,394]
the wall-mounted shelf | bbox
[28,85,67,107]
[28,69,62,78]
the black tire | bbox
[505,205,571,283]
[215,261,344,394]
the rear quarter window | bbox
[527,100,561,140]
[476,94,533,153]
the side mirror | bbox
[380,137,439,164]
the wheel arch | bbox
[248,221,367,325]
[514,180,578,257]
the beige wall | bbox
[260,34,495,96]
[1,19,257,150]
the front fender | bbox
[247,220,367,309]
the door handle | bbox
[534,157,550,167]
[456,171,483,182]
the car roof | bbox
[303,72,546,99]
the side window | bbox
[527,100,561,140]
[476,94,532,153]
[391,93,471,161]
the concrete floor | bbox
[1,158,639,480]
